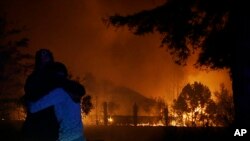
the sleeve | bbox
[28,88,69,113]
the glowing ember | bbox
[108,116,113,123]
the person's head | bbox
[35,49,54,70]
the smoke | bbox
[1,0,232,105]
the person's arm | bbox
[28,88,68,113]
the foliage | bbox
[214,84,234,126]
[105,0,249,69]
[0,16,32,98]
[105,0,250,127]
[172,82,234,126]
[172,81,213,126]
[81,95,93,116]
[0,16,32,120]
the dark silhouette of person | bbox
[21,49,86,141]
[21,49,59,141]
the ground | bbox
[0,120,248,141]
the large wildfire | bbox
[0,0,233,129]
[3,79,233,128]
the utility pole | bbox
[95,95,99,125]
[133,102,138,126]
[103,101,108,126]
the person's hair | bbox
[35,49,54,69]
[64,80,85,103]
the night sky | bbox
[0,0,231,103]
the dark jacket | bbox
[21,62,85,141]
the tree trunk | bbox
[230,0,250,129]
[231,28,250,129]
[231,64,250,128]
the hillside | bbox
[95,86,158,116]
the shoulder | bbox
[65,80,85,94]
[47,61,68,77]
[38,88,72,103]
[51,87,66,93]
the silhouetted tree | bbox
[0,16,31,119]
[106,0,249,127]
[205,99,217,126]
[0,17,31,97]
[81,95,93,116]
[214,84,234,126]
[153,97,169,125]
[155,97,167,116]
[172,81,213,126]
